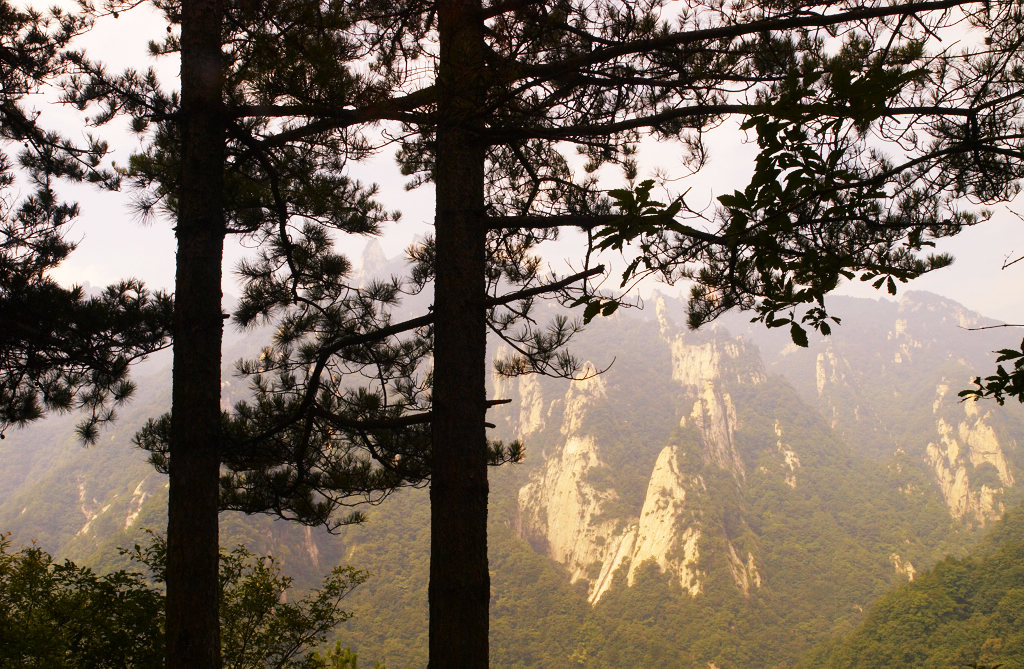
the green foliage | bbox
[301,321,981,668]
[0,532,163,668]
[0,532,369,669]
[960,340,1024,405]
[582,4,1024,351]
[130,532,369,669]
[601,108,965,347]
[311,642,385,669]
[7,290,1023,668]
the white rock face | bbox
[889,553,916,581]
[519,439,708,604]
[815,347,849,396]
[303,525,321,571]
[589,528,639,603]
[582,446,707,604]
[518,432,620,581]
[491,349,550,439]
[124,478,150,530]
[516,374,547,437]
[925,389,1016,525]
[686,381,745,480]
[624,446,703,598]
[76,478,111,537]
[357,238,388,280]
[669,338,766,389]
[657,295,766,389]
[726,541,762,596]
[517,370,622,596]
[562,364,606,436]
[662,326,759,482]
[888,310,924,364]
[517,315,783,604]
[960,402,1015,486]
[774,421,801,489]
[814,346,859,430]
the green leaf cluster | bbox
[961,340,1024,406]
[0,533,163,668]
[0,531,371,669]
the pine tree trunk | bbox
[429,1,489,667]
[165,0,225,667]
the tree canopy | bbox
[0,532,368,669]
[178,2,1021,665]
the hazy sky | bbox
[40,6,1024,332]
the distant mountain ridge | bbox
[721,291,1023,526]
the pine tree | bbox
[69,1,1024,667]
[0,1,172,441]
[69,1,414,665]
[162,0,228,664]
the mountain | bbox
[2,287,1023,667]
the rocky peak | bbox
[815,345,851,397]
[926,384,1017,525]
[516,429,620,592]
[562,363,607,436]
[515,324,780,603]
[655,323,766,482]
[655,294,767,388]
[889,552,916,581]
[359,239,388,277]
[774,421,801,489]
[519,441,707,605]
[621,445,704,598]
[726,541,762,596]
[683,381,745,480]
[898,291,992,331]
[490,355,550,440]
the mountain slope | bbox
[798,502,1024,668]
[504,304,972,667]
[720,291,1024,527]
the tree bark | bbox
[166,0,225,667]
[429,1,489,667]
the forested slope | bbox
[799,503,1024,668]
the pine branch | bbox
[484,264,605,306]
[311,407,433,429]
[512,0,983,83]
[242,265,605,445]
[487,214,726,245]
[240,86,438,148]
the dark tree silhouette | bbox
[0,1,172,442]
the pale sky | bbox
[37,6,1024,328]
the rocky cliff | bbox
[729,291,1023,528]
[513,292,1024,611]
[516,310,778,604]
